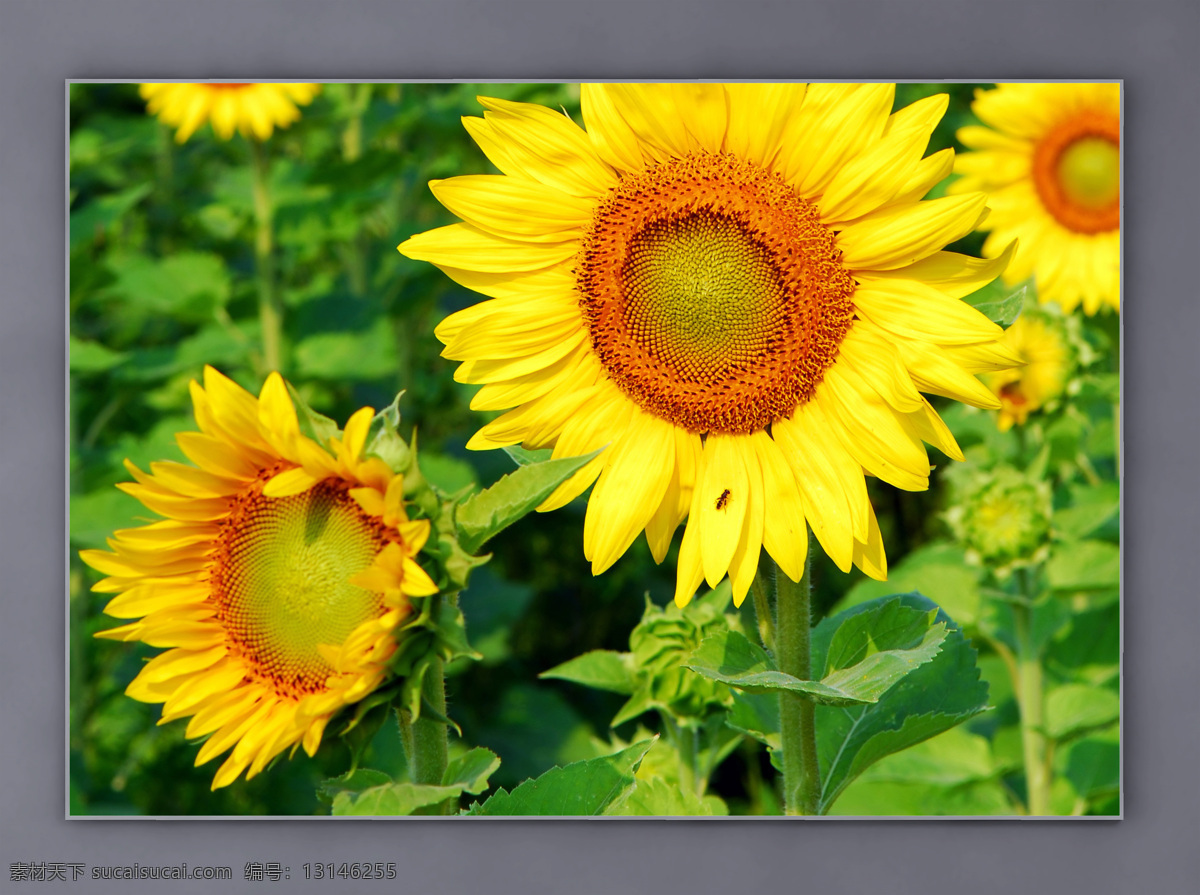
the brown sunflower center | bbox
[576,152,856,435]
[211,475,391,698]
[1032,111,1120,234]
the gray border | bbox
[5,0,1198,893]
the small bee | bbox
[715,489,731,511]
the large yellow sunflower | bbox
[952,83,1120,315]
[399,83,1020,607]
[80,367,436,789]
[985,311,1073,431]
[139,83,321,143]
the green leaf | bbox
[69,184,152,249]
[442,747,501,795]
[835,543,983,627]
[1047,539,1120,593]
[963,279,1029,327]
[813,593,990,814]
[69,487,145,550]
[1043,684,1120,741]
[1045,604,1120,686]
[101,251,231,322]
[331,782,463,817]
[69,336,130,373]
[540,650,636,695]
[1053,482,1119,542]
[293,317,399,380]
[419,453,478,495]
[685,613,946,707]
[605,777,728,816]
[317,768,393,803]
[1060,730,1119,802]
[454,448,603,553]
[464,739,654,816]
[502,445,554,466]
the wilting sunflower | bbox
[139,83,321,143]
[80,367,436,789]
[985,311,1073,431]
[400,83,1020,607]
[953,83,1120,315]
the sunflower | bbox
[952,83,1120,315]
[139,83,321,143]
[985,311,1073,431]
[399,83,1020,607]
[79,367,436,789]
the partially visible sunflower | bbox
[953,83,1120,315]
[400,84,1021,608]
[80,367,436,789]
[985,311,1073,431]
[139,83,321,143]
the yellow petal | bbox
[755,434,809,583]
[583,411,675,575]
[839,193,990,271]
[399,223,576,273]
[697,434,750,589]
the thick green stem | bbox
[250,139,283,374]
[1012,578,1049,816]
[408,658,448,785]
[773,541,819,816]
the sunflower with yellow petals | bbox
[399,83,1022,608]
[139,83,321,143]
[985,311,1074,431]
[952,83,1120,315]
[80,367,437,789]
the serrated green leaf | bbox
[454,448,603,553]
[317,768,393,803]
[813,593,989,814]
[605,776,727,816]
[464,738,654,816]
[442,747,501,795]
[331,782,463,816]
[540,650,636,695]
[686,615,946,707]
[1047,540,1120,593]
[1044,684,1120,741]
[963,278,1029,326]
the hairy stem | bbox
[772,540,819,816]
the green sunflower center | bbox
[623,214,788,384]
[213,477,388,697]
[1057,137,1120,209]
[577,152,856,435]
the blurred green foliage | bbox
[69,82,1118,816]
